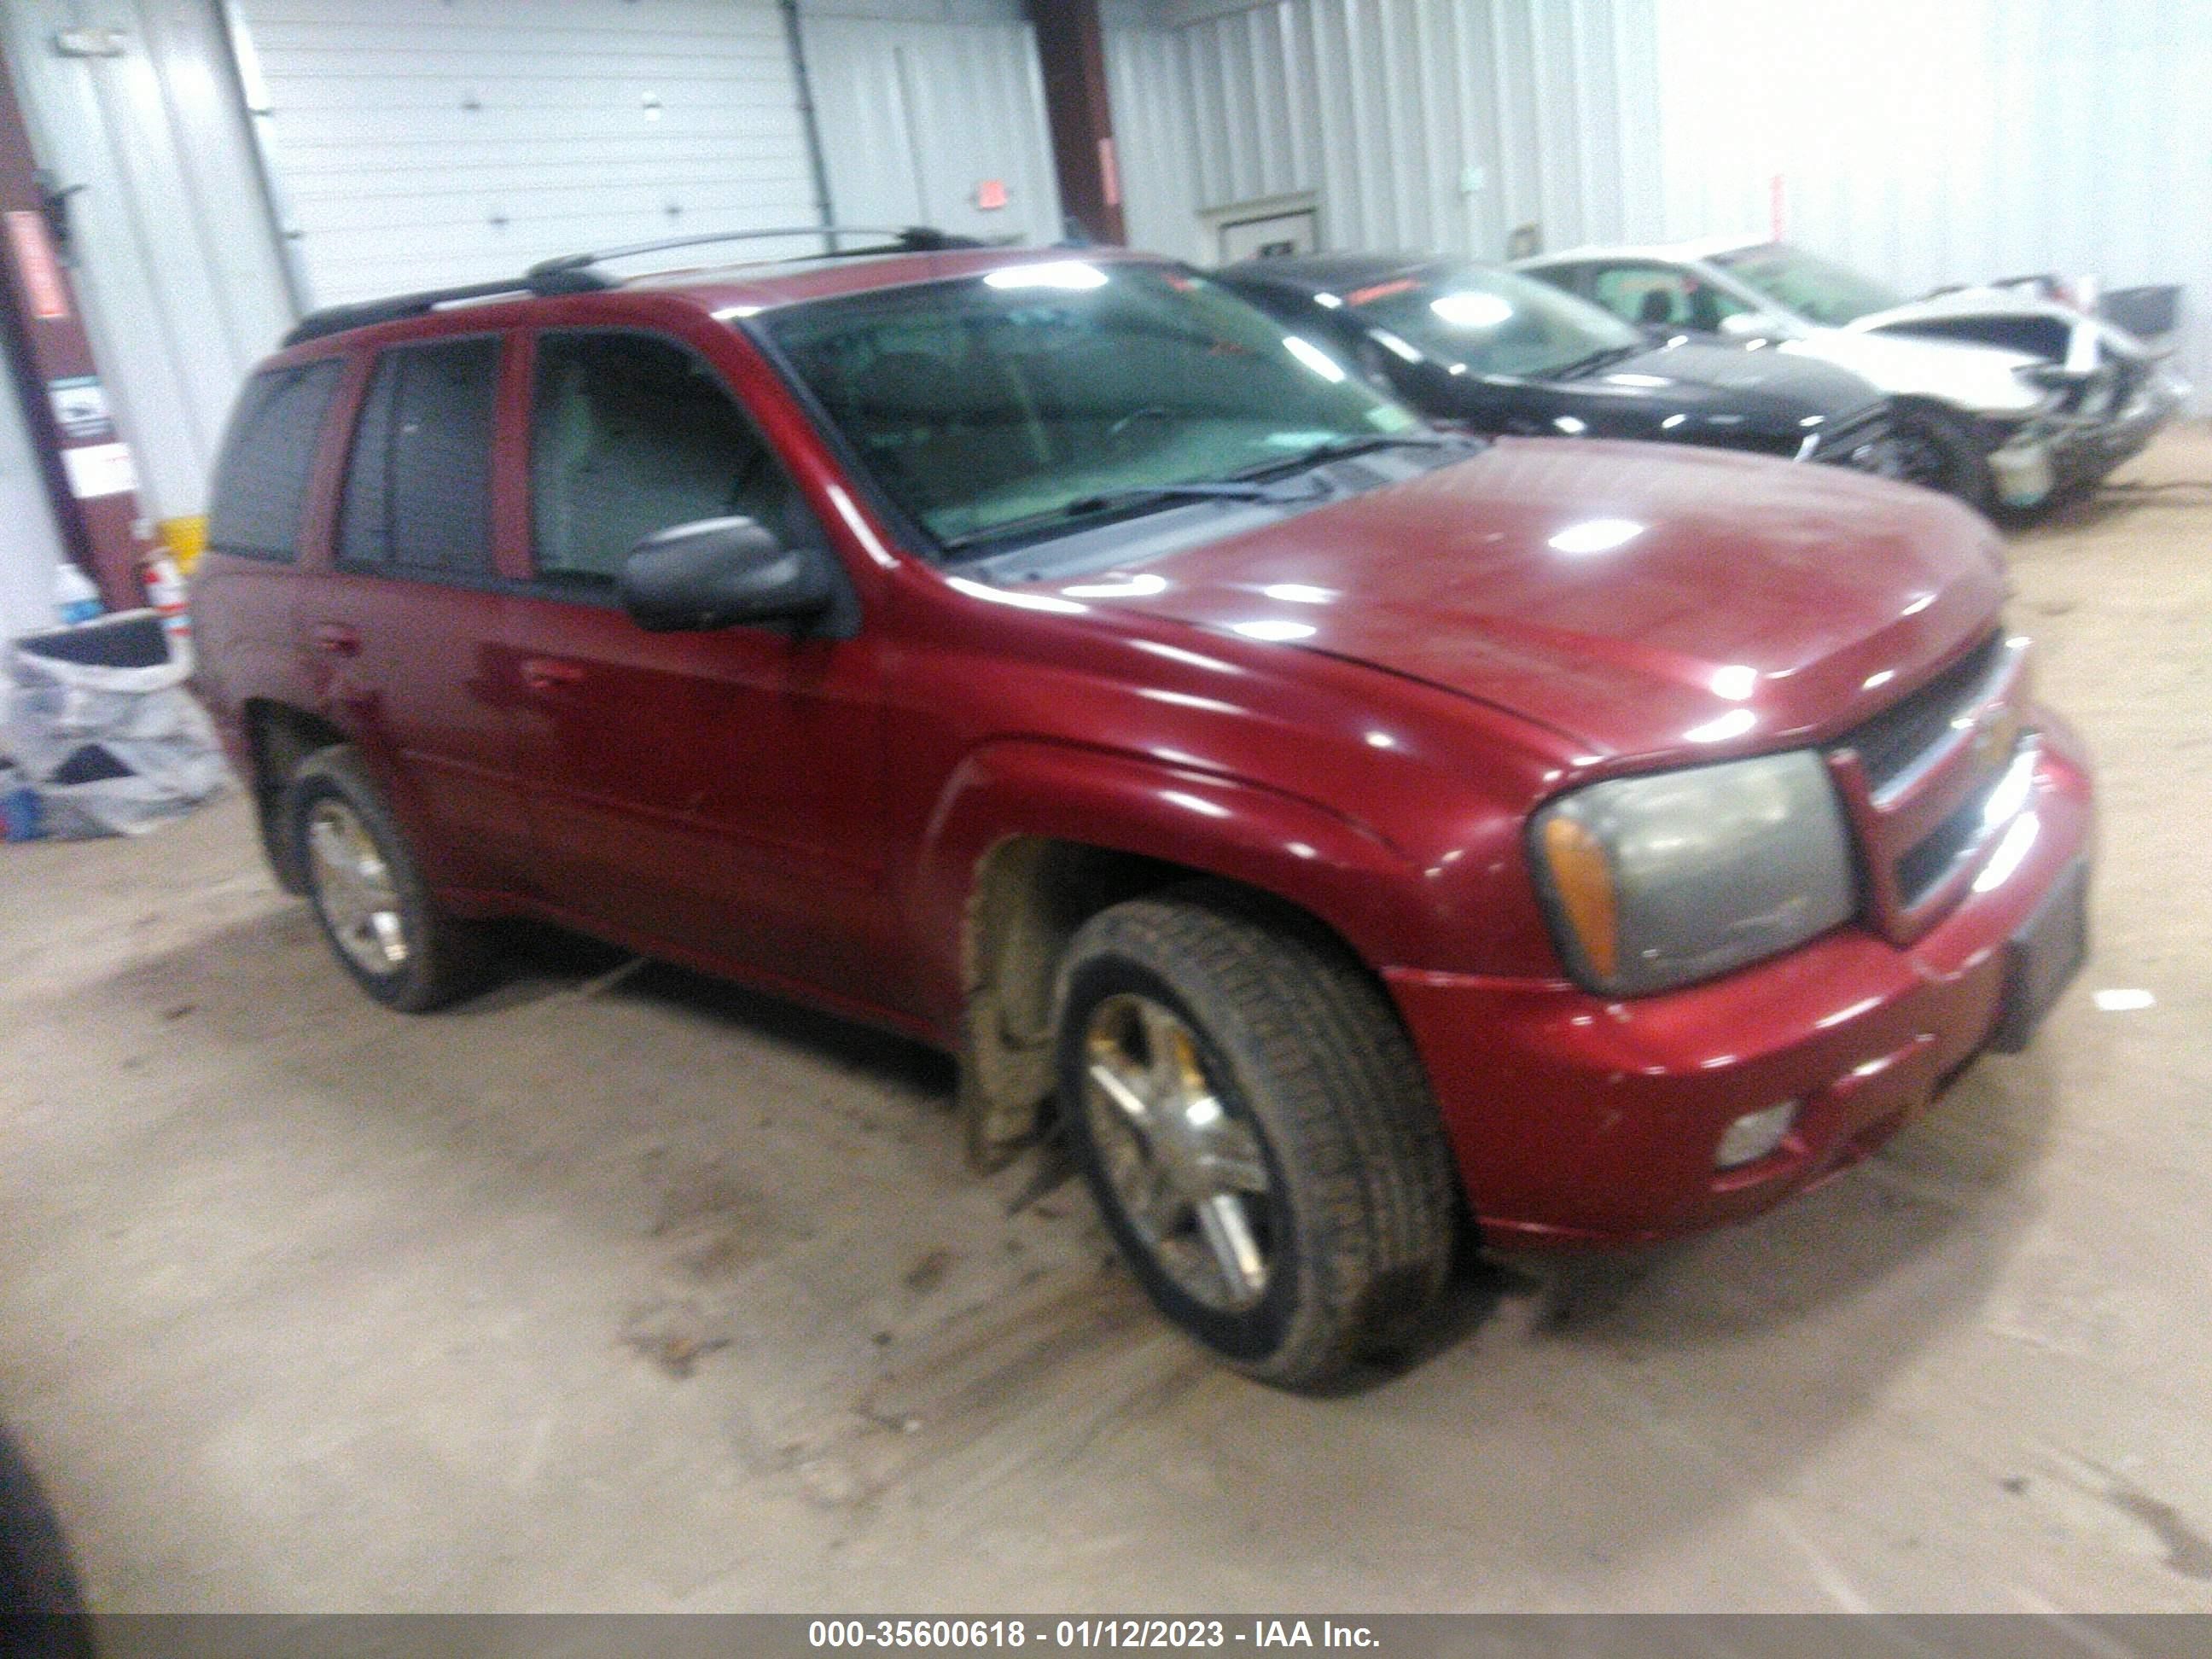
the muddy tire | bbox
[282,746,492,1011]
[1053,886,1457,1389]
[0,1429,95,1659]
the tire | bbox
[1890,403,1995,511]
[0,1430,95,1659]
[282,746,492,1011]
[1053,886,1457,1389]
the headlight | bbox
[1530,750,1856,995]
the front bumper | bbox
[1386,721,2093,1248]
[1991,364,2189,503]
[2048,364,2190,484]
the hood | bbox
[1530,337,1883,426]
[1046,438,2006,762]
[1778,328,2046,415]
[1850,288,2155,369]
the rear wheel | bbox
[283,747,492,1011]
[1054,888,1457,1389]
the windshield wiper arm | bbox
[1234,429,1477,481]
[1057,478,1330,515]
[936,477,1326,556]
[1549,343,1647,380]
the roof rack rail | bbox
[526,224,986,290]
[281,276,545,347]
[281,224,986,346]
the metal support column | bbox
[1025,0,1125,245]
[0,38,154,612]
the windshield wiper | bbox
[1548,343,1648,380]
[1058,478,1327,515]
[1246,429,1476,479]
[936,477,1326,556]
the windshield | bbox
[1710,242,1905,326]
[1342,265,1642,377]
[761,260,1418,552]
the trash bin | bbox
[3,609,228,839]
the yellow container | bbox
[159,515,208,574]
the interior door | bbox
[503,328,892,1004]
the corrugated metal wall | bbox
[801,0,1062,247]
[1650,0,2211,407]
[0,0,294,527]
[234,0,824,305]
[1105,0,1665,265]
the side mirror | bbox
[1719,311,1794,341]
[618,516,835,633]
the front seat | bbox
[1638,288,1675,327]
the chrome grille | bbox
[1844,632,2006,799]
[1829,630,2032,942]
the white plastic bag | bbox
[3,610,229,838]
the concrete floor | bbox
[4,432,2211,1615]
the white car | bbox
[1516,237,2187,515]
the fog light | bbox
[1715,1101,1800,1169]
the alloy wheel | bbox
[1080,992,1277,1312]
[306,797,410,975]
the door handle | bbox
[520,655,586,693]
[311,623,360,657]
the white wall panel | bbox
[801,0,1062,246]
[1105,0,1665,265]
[0,328,68,643]
[237,0,824,305]
[0,0,294,523]
[1650,0,2211,408]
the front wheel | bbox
[1054,888,1457,1389]
[1889,405,1995,511]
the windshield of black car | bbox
[1710,243,1905,326]
[1342,265,1643,378]
[760,261,1422,553]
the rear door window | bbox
[207,359,345,561]
[337,337,501,575]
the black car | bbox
[1214,255,1901,475]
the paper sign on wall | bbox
[48,376,113,441]
[975,179,1009,212]
[61,441,137,499]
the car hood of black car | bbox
[1529,336,1884,426]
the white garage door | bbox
[801,3,1062,250]
[236,0,824,306]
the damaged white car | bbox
[1517,237,2188,515]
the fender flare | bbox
[905,736,1435,1033]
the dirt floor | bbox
[3,430,2210,1614]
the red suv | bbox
[194,231,2093,1388]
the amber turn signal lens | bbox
[1540,814,1619,982]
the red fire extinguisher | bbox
[141,553,189,655]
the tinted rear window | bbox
[206,360,344,560]
[339,336,500,574]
